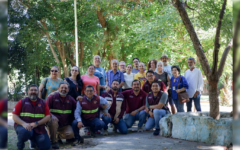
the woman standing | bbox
[64,66,83,100]
[170,65,189,112]
[81,65,100,95]
[122,64,135,91]
[134,62,147,88]
[155,61,176,114]
[147,59,157,71]
[39,66,63,100]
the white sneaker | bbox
[28,140,35,149]
[137,127,144,132]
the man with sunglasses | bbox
[72,85,109,143]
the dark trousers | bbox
[15,124,51,150]
[0,125,7,148]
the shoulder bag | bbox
[177,76,189,104]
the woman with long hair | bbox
[64,66,83,100]
[147,59,157,71]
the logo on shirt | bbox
[148,97,152,99]
[94,101,97,104]
[25,102,31,105]
[13,108,15,112]
[129,95,133,98]
[82,102,87,104]
[140,97,143,100]
[55,99,59,102]
[158,79,162,81]
[66,100,69,103]
[38,104,41,107]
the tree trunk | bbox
[79,41,84,67]
[208,81,220,119]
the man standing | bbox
[12,85,51,150]
[46,82,76,149]
[144,81,169,135]
[160,54,172,77]
[101,80,128,134]
[184,57,203,112]
[106,59,125,92]
[119,61,126,73]
[72,85,109,141]
[122,80,147,132]
[90,55,107,95]
[142,70,167,94]
[132,58,140,73]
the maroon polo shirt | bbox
[142,79,167,94]
[121,89,147,114]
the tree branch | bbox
[217,39,233,78]
[212,0,227,75]
[173,0,211,80]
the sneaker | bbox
[102,129,108,136]
[28,140,36,149]
[96,130,101,134]
[51,142,59,149]
[72,137,84,146]
[137,127,144,132]
[89,130,96,137]
[153,129,160,136]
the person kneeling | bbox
[72,85,109,141]
[101,80,128,135]
[145,81,170,136]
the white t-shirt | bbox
[123,73,135,89]
[184,68,203,98]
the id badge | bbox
[173,86,176,90]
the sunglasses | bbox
[51,70,58,73]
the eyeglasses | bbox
[51,70,58,72]
[71,69,78,72]
[88,68,95,70]
[120,65,125,67]
[133,61,139,63]
[147,75,154,78]
[85,90,94,93]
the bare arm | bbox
[150,103,165,110]
[97,84,100,96]
[167,75,171,89]
[12,114,26,126]
[38,83,44,99]
[118,81,124,88]
[37,115,51,125]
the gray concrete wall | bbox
[160,112,233,146]
[8,101,17,110]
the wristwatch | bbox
[35,121,39,126]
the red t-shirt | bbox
[12,100,51,116]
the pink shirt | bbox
[81,75,100,95]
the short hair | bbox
[151,81,160,87]
[88,64,95,69]
[188,57,195,63]
[146,70,155,76]
[85,85,94,91]
[28,84,38,90]
[59,81,70,88]
[119,61,126,66]
[157,61,164,67]
[171,65,181,74]
[160,54,169,59]
[51,66,59,70]
[127,64,133,68]
[111,79,119,85]
[132,79,141,86]
[132,58,139,62]
[139,62,145,68]
[111,59,119,65]
[93,55,101,61]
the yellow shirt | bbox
[134,71,147,88]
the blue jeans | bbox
[72,118,105,140]
[0,125,7,148]
[123,110,147,128]
[187,93,201,112]
[102,116,128,134]
[15,124,51,150]
[173,99,185,112]
[145,109,168,130]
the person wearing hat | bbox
[159,54,172,78]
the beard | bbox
[163,62,167,65]
[59,91,68,96]
[29,94,38,100]
[188,65,194,69]
[112,87,118,91]
[133,88,140,92]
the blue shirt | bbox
[132,68,139,74]
[171,75,189,100]
[87,67,106,95]
[106,70,125,92]
[163,64,172,78]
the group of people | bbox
[12,54,203,150]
